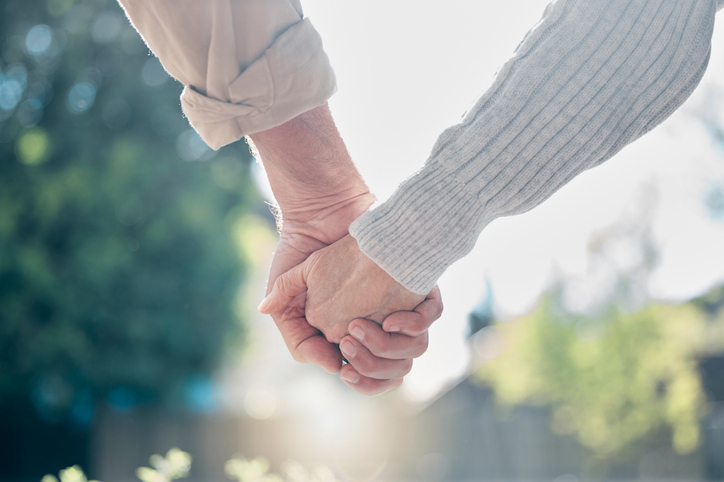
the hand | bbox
[260,235,425,344]
[262,195,374,374]
[338,286,443,396]
[260,235,441,395]
[250,104,441,393]
[265,214,443,395]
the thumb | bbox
[258,262,308,314]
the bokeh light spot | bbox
[102,98,131,129]
[16,127,51,165]
[243,388,276,420]
[141,57,170,87]
[127,239,140,252]
[5,63,28,88]
[95,47,123,76]
[67,81,96,113]
[0,63,28,111]
[26,24,52,55]
[91,12,123,44]
[17,98,43,127]
[76,66,102,89]
[0,79,23,111]
[176,128,214,161]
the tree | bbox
[0,0,265,475]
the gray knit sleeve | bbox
[349,0,717,295]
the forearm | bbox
[351,0,717,295]
[248,103,373,234]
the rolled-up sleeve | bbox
[117,0,337,149]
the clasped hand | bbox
[249,104,442,395]
[259,234,442,396]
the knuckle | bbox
[291,350,306,363]
[413,333,429,358]
[274,275,288,295]
[350,356,375,377]
[370,339,393,359]
[405,319,426,337]
[400,358,413,377]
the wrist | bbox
[248,103,374,242]
[281,191,375,245]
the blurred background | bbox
[2,0,724,481]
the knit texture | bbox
[350,0,717,295]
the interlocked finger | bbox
[339,335,413,380]
[349,318,428,359]
[339,364,404,396]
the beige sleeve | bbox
[117,0,337,149]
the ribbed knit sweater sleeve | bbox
[349,0,717,295]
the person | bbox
[259,0,721,350]
[117,0,443,396]
[118,0,722,394]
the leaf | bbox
[136,467,165,482]
[59,466,87,482]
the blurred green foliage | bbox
[474,291,724,461]
[42,465,99,482]
[0,0,265,422]
[136,448,192,482]
[225,457,283,482]
[226,457,340,482]
[44,451,341,482]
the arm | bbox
[117,0,335,149]
[349,0,718,295]
[117,0,443,393]
[262,0,716,381]
[248,103,377,372]
[250,105,438,395]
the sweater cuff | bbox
[181,18,337,150]
[350,162,493,295]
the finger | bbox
[339,335,413,380]
[382,285,443,336]
[258,263,308,314]
[265,234,327,295]
[295,335,344,374]
[339,365,403,396]
[269,305,344,374]
[349,318,428,359]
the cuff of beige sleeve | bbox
[349,162,493,295]
[181,18,337,150]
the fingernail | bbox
[257,295,271,313]
[387,325,401,333]
[342,370,360,384]
[350,325,366,341]
[340,340,357,359]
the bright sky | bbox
[247,2,724,404]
